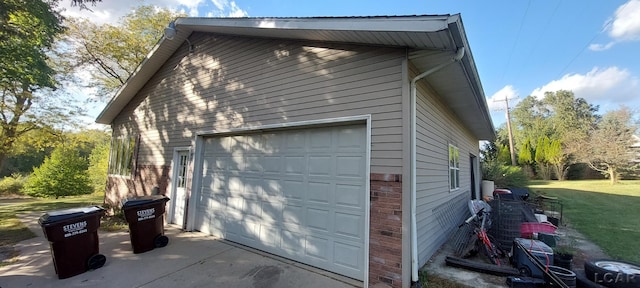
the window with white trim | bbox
[108,136,137,176]
[449,144,460,190]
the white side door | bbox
[170,150,190,227]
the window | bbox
[108,136,137,176]
[177,152,189,188]
[449,144,460,190]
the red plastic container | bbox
[520,222,557,238]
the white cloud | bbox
[487,85,520,111]
[60,0,247,25]
[588,42,615,51]
[205,0,248,17]
[608,0,640,41]
[591,0,640,51]
[530,67,640,104]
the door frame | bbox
[470,153,479,200]
[186,115,371,285]
[168,147,192,228]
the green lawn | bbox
[528,180,640,263]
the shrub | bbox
[23,146,92,198]
[482,160,529,188]
[0,174,27,196]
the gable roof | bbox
[96,15,495,140]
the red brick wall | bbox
[105,165,171,209]
[369,173,403,288]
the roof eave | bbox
[95,15,496,142]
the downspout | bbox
[410,47,465,283]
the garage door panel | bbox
[307,181,331,204]
[309,129,332,149]
[263,156,282,173]
[261,201,282,223]
[259,225,280,246]
[244,155,263,172]
[243,198,262,218]
[337,127,366,150]
[335,183,364,208]
[262,178,282,198]
[284,156,306,174]
[243,177,264,196]
[336,156,366,178]
[306,235,330,260]
[307,208,331,232]
[282,204,304,225]
[308,155,332,176]
[281,229,305,254]
[282,180,304,200]
[335,212,363,239]
[240,221,260,242]
[285,132,306,150]
[196,124,366,281]
[334,241,362,270]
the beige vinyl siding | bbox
[112,33,404,174]
[413,77,480,265]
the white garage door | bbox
[194,124,367,280]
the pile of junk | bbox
[445,183,640,288]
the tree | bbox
[577,107,638,184]
[546,138,568,180]
[511,91,598,180]
[62,5,184,101]
[534,136,552,180]
[87,142,109,193]
[23,145,92,198]
[0,0,67,170]
[518,137,534,166]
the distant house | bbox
[96,15,494,288]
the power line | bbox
[500,0,532,84]
[556,1,630,78]
[513,0,562,84]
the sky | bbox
[61,0,640,128]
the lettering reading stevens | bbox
[63,221,88,238]
[137,208,155,221]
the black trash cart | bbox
[122,195,170,253]
[39,206,106,279]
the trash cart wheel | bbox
[87,254,106,270]
[154,235,169,248]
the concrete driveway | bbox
[0,214,360,288]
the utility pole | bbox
[495,96,517,166]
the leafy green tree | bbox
[511,91,598,180]
[576,107,638,184]
[23,145,92,198]
[518,137,534,165]
[87,142,109,193]
[62,5,184,100]
[534,136,552,180]
[0,0,66,169]
[546,139,568,180]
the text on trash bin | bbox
[136,208,156,221]
[63,221,88,238]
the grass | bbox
[0,193,127,266]
[528,180,640,263]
